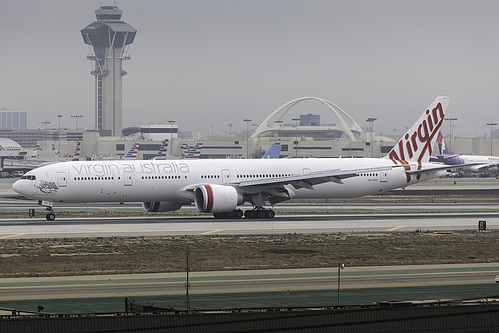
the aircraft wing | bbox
[476,163,499,170]
[238,166,392,190]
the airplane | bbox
[71,139,81,162]
[182,143,203,159]
[262,143,282,159]
[123,143,140,160]
[436,131,499,174]
[13,96,459,221]
[153,139,169,160]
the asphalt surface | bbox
[0,264,498,301]
[0,211,498,239]
[1,177,499,313]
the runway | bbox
[1,264,497,302]
[0,211,498,239]
[1,178,498,312]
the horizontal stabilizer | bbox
[405,162,485,174]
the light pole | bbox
[337,262,344,306]
[42,121,51,150]
[366,117,377,157]
[292,118,300,157]
[71,114,83,131]
[57,115,62,156]
[243,119,251,159]
[486,122,497,155]
[445,117,457,153]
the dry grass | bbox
[1,231,498,278]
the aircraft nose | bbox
[12,180,23,194]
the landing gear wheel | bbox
[244,209,275,219]
[244,210,255,219]
[233,209,243,218]
[213,210,244,219]
[46,213,56,221]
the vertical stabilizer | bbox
[437,131,451,156]
[192,143,203,159]
[153,139,169,160]
[183,143,203,159]
[262,143,282,159]
[124,143,140,160]
[387,96,449,163]
[71,139,81,161]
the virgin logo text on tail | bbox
[389,102,444,163]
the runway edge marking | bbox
[201,229,223,235]
[0,233,27,239]
[386,226,405,231]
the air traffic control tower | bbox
[81,4,136,136]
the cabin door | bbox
[380,170,388,182]
[124,171,133,186]
[57,172,67,187]
[222,169,230,184]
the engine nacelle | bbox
[194,184,243,213]
[142,201,183,212]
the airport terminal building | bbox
[1,96,498,166]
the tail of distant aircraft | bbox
[124,143,140,160]
[386,96,449,164]
[436,131,451,156]
[262,143,282,159]
[71,138,81,161]
[192,143,202,158]
[183,143,203,159]
[153,139,169,160]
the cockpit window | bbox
[21,175,36,180]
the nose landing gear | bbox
[37,201,56,221]
[45,207,56,221]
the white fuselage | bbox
[13,158,445,205]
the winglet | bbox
[387,96,450,163]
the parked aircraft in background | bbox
[436,131,498,174]
[71,139,81,162]
[14,97,460,221]
[183,143,203,159]
[153,139,169,160]
[123,143,140,160]
[262,143,282,159]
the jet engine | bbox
[194,184,243,213]
[142,201,183,212]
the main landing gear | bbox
[45,207,56,221]
[212,208,275,219]
[213,210,244,219]
[244,209,275,219]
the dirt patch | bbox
[0,231,498,278]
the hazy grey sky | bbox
[1,0,498,137]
